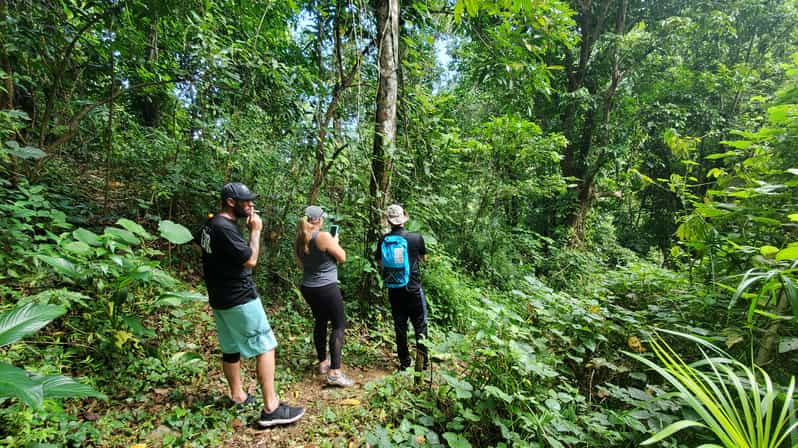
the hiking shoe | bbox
[256,403,305,428]
[232,394,258,410]
[326,373,355,387]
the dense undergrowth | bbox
[3,1,798,445]
[5,178,788,447]
[363,248,731,447]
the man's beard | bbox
[233,202,250,218]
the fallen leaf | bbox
[627,336,645,353]
[153,388,169,395]
[341,398,361,406]
[232,418,244,430]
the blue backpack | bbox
[381,234,410,288]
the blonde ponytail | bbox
[294,216,314,262]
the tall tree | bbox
[557,0,638,247]
[368,0,400,245]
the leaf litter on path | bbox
[227,365,393,448]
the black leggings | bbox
[301,283,346,369]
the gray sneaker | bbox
[256,403,305,428]
[326,373,355,387]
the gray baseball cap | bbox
[305,205,326,221]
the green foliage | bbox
[629,330,798,448]
[368,265,662,446]
[0,302,106,408]
[0,179,211,444]
[654,55,798,371]
[2,0,797,445]
[0,302,65,348]
[158,219,194,244]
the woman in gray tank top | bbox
[294,206,354,387]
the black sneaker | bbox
[256,404,305,428]
[232,394,258,411]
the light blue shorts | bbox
[212,298,277,358]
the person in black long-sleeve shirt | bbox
[376,204,428,371]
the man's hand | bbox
[243,211,262,268]
[248,211,263,233]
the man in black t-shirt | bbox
[377,204,428,371]
[199,182,303,428]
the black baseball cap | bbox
[221,182,258,201]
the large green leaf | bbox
[779,337,798,354]
[642,420,706,445]
[168,351,204,369]
[0,361,42,408]
[116,218,154,240]
[63,241,92,256]
[776,246,798,261]
[37,255,81,279]
[443,432,473,448]
[151,269,179,287]
[25,288,90,308]
[3,140,46,159]
[122,316,156,338]
[158,220,193,244]
[156,290,208,307]
[104,227,140,246]
[768,104,795,124]
[440,372,473,399]
[705,150,739,159]
[73,228,102,246]
[0,302,66,346]
[35,374,107,400]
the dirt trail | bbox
[228,365,394,447]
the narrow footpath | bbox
[227,365,393,447]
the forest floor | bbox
[226,364,394,447]
[99,302,402,447]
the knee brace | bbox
[222,352,241,363]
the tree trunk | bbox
[755,290,791,367]
[137,12,162,127]
[0,0,18,182]
[368,0,399,247]
[362,0,399,299]
[562,0,628,247]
